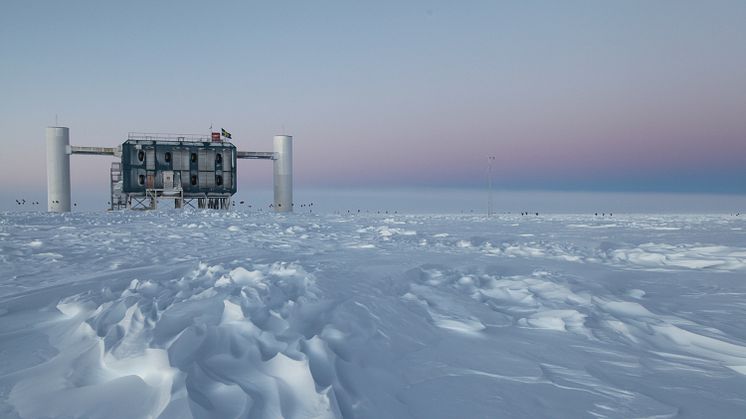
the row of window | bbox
[137,174,225,187]
[136,150,224,164]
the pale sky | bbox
[1,0,745,206]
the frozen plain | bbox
[1,210,745,418]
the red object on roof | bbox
[211,132,221,142]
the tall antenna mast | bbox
[487,156,495,216]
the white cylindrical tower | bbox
[273,135,293,212]
[46,127,71,212]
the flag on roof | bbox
[221,128,232,139]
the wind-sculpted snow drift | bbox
[0,211,745,418]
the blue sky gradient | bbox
[1,0,745,204]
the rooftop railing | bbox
[127,132,213,142]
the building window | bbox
[191,153,197,163]
[138,174,145,185]
[137,150,145,162]
[216,153,222,164]
[164,152,171,163]
[216,175,223,186]
[191,175,197,186]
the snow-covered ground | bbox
[1,211,745,418]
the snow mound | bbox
[604,243,746,271]
[5,259,337,419]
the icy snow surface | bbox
[1,211,746,418]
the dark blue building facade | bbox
[121,140,237,196]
